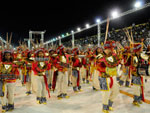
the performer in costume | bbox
[89,50,95,82]
[47,49,55,90]
[97,40,120,113]
[92,47,103,91]
[0,49,19,113]
[79,51,87,84]
[13,46,24,85]
[119,46,132,87]
[84,50,91,84]
[23,50,34,95]
[53,45,69,99]
[71,48,82,92]
[32,48,51,104]
[65,49,72,86]
[130,42,146,107]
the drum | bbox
[0,74,17,80]
[59,62,70,68]
[106,67,117,76]
[78,55,86,58]
[137,64,150,76]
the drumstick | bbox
[6,32,8,44]
[30,39,36,49]
[0,40,4,50]
[124,29,130,42]
[9,32,12,45]
[124,28,132,43]
[36,38,39,48]
[6,32,9,49]
[130,29,134,43]
[127,29,133,44]
[104,18,110,44]
[125,28,132,42]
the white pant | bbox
[101,77,119,105]
[1,83,15,105]
[132,76,146,97]
[132,85,141,96]
[35,76,46,97]
[31,71,37,94]
[48,69,54,85]
[72,70,81,87]
[120,67,132,84]
[18,68,23,81]
[68,67,72,82]
[92,70,100,89]
[26,71,32,92]
[80,66,86,80]
[56,71,68,95]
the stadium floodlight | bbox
[58,36,61,39]
[86,24,90,28]
[96,19,100,23]
[66,33,69,36]
[71,30,74,33]
[134,1,142,8]
[61,34,65,38]
[77,27,81,32]
[111,10,119,18]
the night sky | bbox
[0,0,150,46]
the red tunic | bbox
[32,61,51,75]
[81,58,86,68]
[0,62,19,83]
[73,58,81,68]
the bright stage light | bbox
[86,24,90,28]
[134,1,142,8]
[96,19,100,23]
[71,30,74,33]
[62,34,65,37]
[77,27,81,32]
[66,33,69,36]
[111,10,119,18]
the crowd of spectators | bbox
[62,21,150,48]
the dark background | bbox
[0,0,150,46]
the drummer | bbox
[130,42,146,107]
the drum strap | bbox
[43,75,50,98]
[141,76,145,101]
[77,70,80,87]
[129,67,131,79]
[110,77,113,88]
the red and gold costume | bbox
[92,47,103,91]
[79,51,87,83]
[52,45,69,99]
[23,50,34,95]
[47,49,55,90]
[71,48,82,92]
[13,47,25,85]
[85,51,91,83]
[32,48,51,104]
[119,46,132,87]
[65,50,72,86]
[0,50,19,112]
[130,43,145,107]
[97,41,120,113]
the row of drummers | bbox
[0,40,150,113]
[0,41,105,112]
